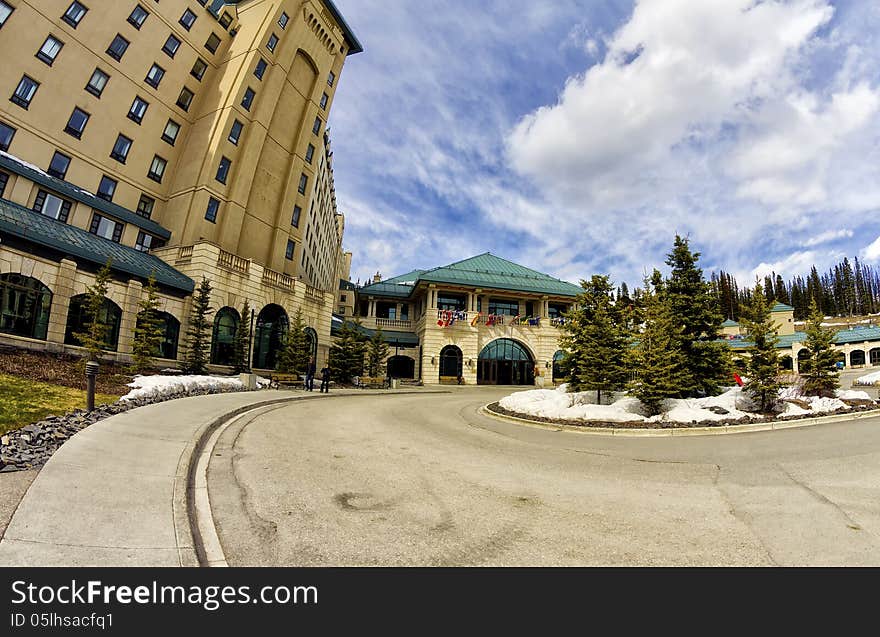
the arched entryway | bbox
[304,327,318,361]
[253,304,288,370]
[851,350,866,367]
[478,338,534,385]
[0,273,52,340]
[388,355,415,379]
[64,294,122,351]
[211,307,240,366]
[552,350,566,383]
[136,310,180,360]
[439,345,462,381]
[797,348,811,373]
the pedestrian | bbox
[306,357,316,391]
[320,364,331,393]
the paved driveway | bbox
[209,387,880,566]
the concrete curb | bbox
[479,405,880,437]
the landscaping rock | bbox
[708,406,730,415]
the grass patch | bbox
[0,374,120,435]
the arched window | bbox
[388,355,415,379]
[64,294,122,352]
[797,348,811,373]
[304,327,318,360]
[552,350,566,382]
[136,311,180,360]
[851,350,866,367]
[870,348,880,367]
[477,339,534,385]
[253,304,288,369]
[0,273,52,340]
[211,307,240,366]
[439,345,462,379]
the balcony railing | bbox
[304,284,324,304]
[433,310,550,328]
[376,318,413,330]
[217,249,250,275]
[176,245,193,263]
[262,268,294,291]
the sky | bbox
[327,0,880,290]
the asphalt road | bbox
[208,387,880,566]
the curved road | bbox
[207,387,880,566]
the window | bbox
[241,87,255,110]
[162,119,180,145]
[64,107,90,138]
[215,156,231,184]
[190,57,208,81]
[110,133,132,163]
[0,1,14,28]
[127,4,148,29]
[254,58,267,79]
[312,116,321,135]
[33,190,72,221]
[219,12,232,29]
[60,3,89,27]
[320,92,328,109]
[340,295,347,303]
[136,194,154,219]
[135,231,154,252]
[106,34,130,61]
[328,71,335,87]
[266,33,278,52]
[148,155,166,182]
[205,33,221,54]
[48,152,71,179]
[145,63,165,88]
[36,35,64,65]
[278,12,289,29]
[285,240,294,260]
[298,173,308,194]
[488,298,519,316]
[85,68,109,97]
[176,87,194,111]
[127,96,149,124]
[291,205,301,228]
[11,75,39,109]
[162,34,181,58]
[228,119,243,145]
[0,171,7,198]
[179,9,196,30]
[305,144,315,164]
[0,121,15,151]
[96,175,117,202]
[89,213,124,242]
[205,196,219,222]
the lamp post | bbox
[85,359,99,412]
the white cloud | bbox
[803,228,854,247]
[863,236,880,262]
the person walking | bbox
[306,357,316,391]
[320,364,331,393]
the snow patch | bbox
[120,375,249,402]
[855,371,880,385]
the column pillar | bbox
[368,298,376,317]
[118,279,144,357]
[46,258,77,349]
[429,285,437,310]
[395,303,402,321]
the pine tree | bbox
[277,308,311,375]
[664,236,731,396]
[740,283,780,412]
[232,300,251,374]
[802,299,840,396]
[366,327,390,377]
[182,277,213,375]
[560,275,631,403]
[73,260,114,362]
[629,274,689,415]
[132,273,163,373]
[329,320,367,384]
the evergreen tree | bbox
[560,275,631,403]
[182,277,213,375]
[366,327,390,377]
[664,236,731,396]
[73,260,114,362]
[232,300,252,374]
[277,308,311,375]
[802,299,840,396]
[629,274,689,415]
[740,283,780,412]
[329,320,367,384]
[132,273,163,373]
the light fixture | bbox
[546,361,552,369]
[431,356,436,365]
[467,359,473,367]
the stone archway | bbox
[477,338,535,386]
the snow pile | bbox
[497,383,865,425]
[837,389,871,400]
[120,375,249,402]
[855,371,880,386]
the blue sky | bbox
[327,0,880,289]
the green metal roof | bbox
[330,315,418,346]
[726,326,880,350]
[383,269,426,284]
[0,198,194,293]
[771,302,795,313]
[360,253,583,299]
[0,152,171,240]
[721,319,739,327]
